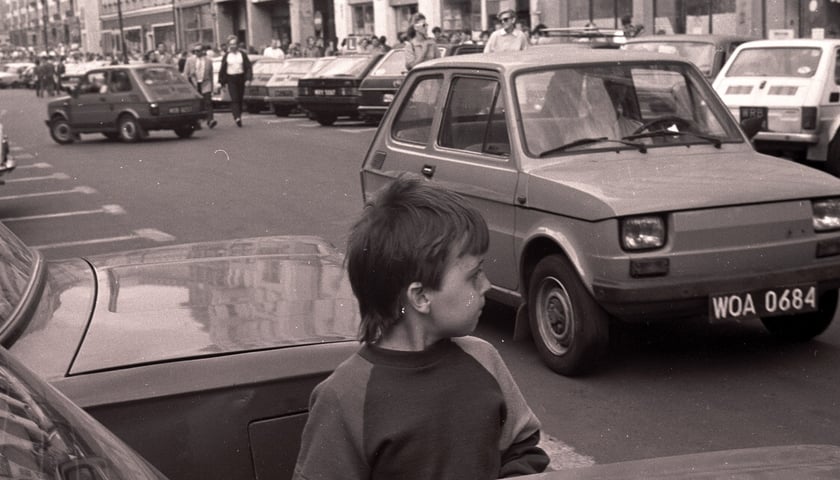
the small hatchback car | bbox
[360,45,840,376]
[713,39,840,175]
[46,63,207,143]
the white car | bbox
[713,39,840,175]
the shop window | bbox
[568,0,632,28]
[654,0,735,35]
[352,4,374,35]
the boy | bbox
[293,177,549,479]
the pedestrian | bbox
[404,13,440,70]
[183,43,217,129]
[55,55,66,92]
[148,43,174,64]
[218,36,252,127]
[40,56,56,96]
[483,9,529,53]
[621,15,644,38]
[33,58,43,97]
[177,50,188,73]
[293,176,550,480]
[262,39,285,60]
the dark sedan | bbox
[296,53,383,126]
[358,43,483,124]
[0,220,360,480]
[244,57,287,113]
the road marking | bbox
[5,172,70,183]
[540,434,596,471]
[14,162,52,169]
[9,146,24,152]
[13,153,34,160]
[32,228,175,250]
[339,128,377,134]
[266,118,299,124]
[0,186,96,201]
[299,123,319,128]
[1,204,126,222]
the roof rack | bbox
[538,26,628,48]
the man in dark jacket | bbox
[218,36,252,127]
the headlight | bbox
[621,216,666,250]
[813,198,840,232]
[149,103,159,116]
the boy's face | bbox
[425,252,490,338]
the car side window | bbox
[439,76,510,156]
[83,72,107,94]
[835,49,840,86]
[109,70,132,93]
[391,75,443,144]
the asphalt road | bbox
[3,88,840,471]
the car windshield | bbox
[725,47,822,77]
[369,50,406,77]
[312,56,372,77]
[139,66,182,85]
[623,41,715,76]
[514,62,742,159]
[254,60,286,75]
[279,59,316,75]
[0,222,37,324]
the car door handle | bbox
[421,165,435,178]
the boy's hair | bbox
[347,177,489,343]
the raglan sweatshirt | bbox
[293,336,549,480]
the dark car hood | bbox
[527,444,840,479]
[526,147,840,220]
[18,236,359,377]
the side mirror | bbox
[740,116,763,140]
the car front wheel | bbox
[761,289,837,341]
[50,118,75,144]
[173,124,196,138]
[118,115,145,142]
[314,113,336,126]
[528,254,610,376]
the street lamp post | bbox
[41,0,49,51]
[117,0,128,63]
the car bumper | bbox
[296,96,360,115]
[592,259,840,320]
[753,131,819,144]
[139,112,207,129]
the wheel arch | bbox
[50,110,70,122]
[519,230,590,302]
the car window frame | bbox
[389,73,445,148]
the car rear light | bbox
[149,103,159,116]
[813,198,840,232]
[801,107,817,130]
[340,87,359,96]
[298,87,310,96]
[621,216,666,251]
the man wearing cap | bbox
[483,9,528,53]
[184,44,217,128]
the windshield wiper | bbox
[538,137,647,158]
[623,130,723,148]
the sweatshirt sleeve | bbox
[455,337,550,477]
[293,362,370,480]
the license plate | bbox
[740,106,767,130]
[314,89,335,96]
[274,90,292,97]
[383,93,394,104]
[180,105,192,113]
[710,284,817,320]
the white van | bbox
[713,39,840,175]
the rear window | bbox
[139,66,183,85]
[369,50,406,77]
[313,56,374,77]
[254,60,286,75]
[726,47,822,78]
[624,41,716,76]
[280,59,316,75]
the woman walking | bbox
[218,36,253,127]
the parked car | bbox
[244,57,286,113]
[296,53,383,125]
[0,346,170,479]
[622,34,757,79]
[360,46,840,376]
[0,122,16,184]
[0,61,35,87]
[0,219,360,480]
[266,57,319,117]
[713,39,840,175]
[358,43,484,124]
[526,444,840,479]
[45,63,207,144]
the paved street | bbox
[3,88,840,471]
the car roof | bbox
[412,45,688,74]
[733,38,840,48]
[87,63,178,71]
[625,34,759,44]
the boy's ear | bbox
[405,281,431,314]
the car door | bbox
[375,71,519,292]
[104,68,137,128]
[70,70,113,129]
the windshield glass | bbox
[369,50,406,77]
[254,60,286,75]
[726,47,822,77]
[514,62,742,159]
[139,66,183,85]
[279,59,316,75]
[624,41,716,76]
[312,56,373,77]
[0,222,36,322]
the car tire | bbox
[826,132,840,177]
[315,114,336,126]
[528,254,610,376]
[246,104,262,114]
[118,115,145,143]
[49,118,75,144]
[273,106,291,117]
[173,125,196,139]
[761,289,837,341]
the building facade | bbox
[4,0,88,52]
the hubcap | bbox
[122,122,136,139]
[536,276,574,356]
[54,123,71,141]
